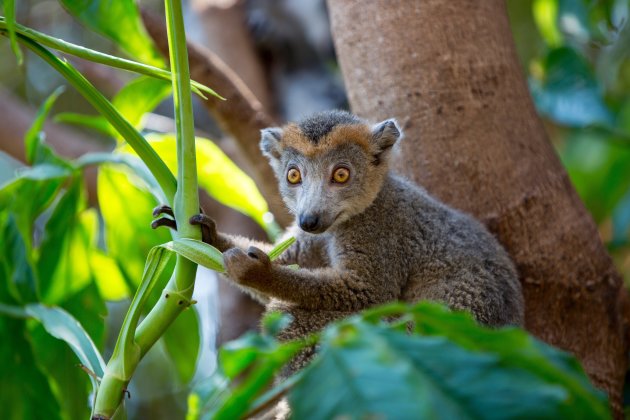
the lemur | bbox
[153,110,524,371]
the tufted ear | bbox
[371,119,402,165]
[260,127,283,160]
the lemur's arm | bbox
[222,246,396,311]
[153,206,329,265]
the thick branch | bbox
[142,10,291,227]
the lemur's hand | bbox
[223,246,272,289]
[151,205,220,248]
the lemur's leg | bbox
[223,246,396,311]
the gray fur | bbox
[210,112,524,376]
[297,109,363,143]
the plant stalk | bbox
[92,0,202,416]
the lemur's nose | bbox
[299,214,320,232]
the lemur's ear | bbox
[370,119,401,165]
[260,127,283,160]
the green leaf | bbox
[29,324,92,419]
[529,47,614,127]
[58,76,173,141]
[268,236,296,261]
[98,163,172,286]
[559,129,630,222]
[0,175,65,242]
[24,86,67,166]
[90,250,130,301]
[4,0,22,64]
[533,0,562,47]
[55,112,117,137]
[59,0,164,67]
[37,178,86,301]
[163,307,200,384]
[112,76,172,133]
[25,303,106,392]
[0,317,61,420]
[213,338,305,420]
[3,215,38,303]
[163,239,225,272]
[290,310,609,419]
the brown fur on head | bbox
[260,110,402,233]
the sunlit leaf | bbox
[141,134,274,235]
[59,0,164,67]
[39,183,96,303]
[37,178,83,301]
[98,163,172,286]
[24,86,67,166]
[90,251,130,301]
[163,239,224,272]
[533,0,562,47]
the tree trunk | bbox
[327,0,627,415]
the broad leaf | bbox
[290,306,609,419]
[143,134,277,236]
[0,317,61,420]
[25,303,106,390]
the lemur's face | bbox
[260,111,401,234]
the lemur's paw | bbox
[189,213,220,246]
[223,246,271,288]
[151,205,177,231]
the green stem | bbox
[0,17,222,99]
[13,34,177,204]
[93,1,202,417]
[165,0,200,240]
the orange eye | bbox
[287,167,302,184]
[332,167,350,183]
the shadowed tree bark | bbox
[328,0,627,415]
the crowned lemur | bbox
[153,110,524,371]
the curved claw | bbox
[151,217,177,231]
[153,205,174,218]
[190,213,218,245]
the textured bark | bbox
[142,10,291,227]
[328,0,627,415]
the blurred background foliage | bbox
[0,0,628,419]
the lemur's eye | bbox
[287,167,302,184]
[332,167,350,184]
